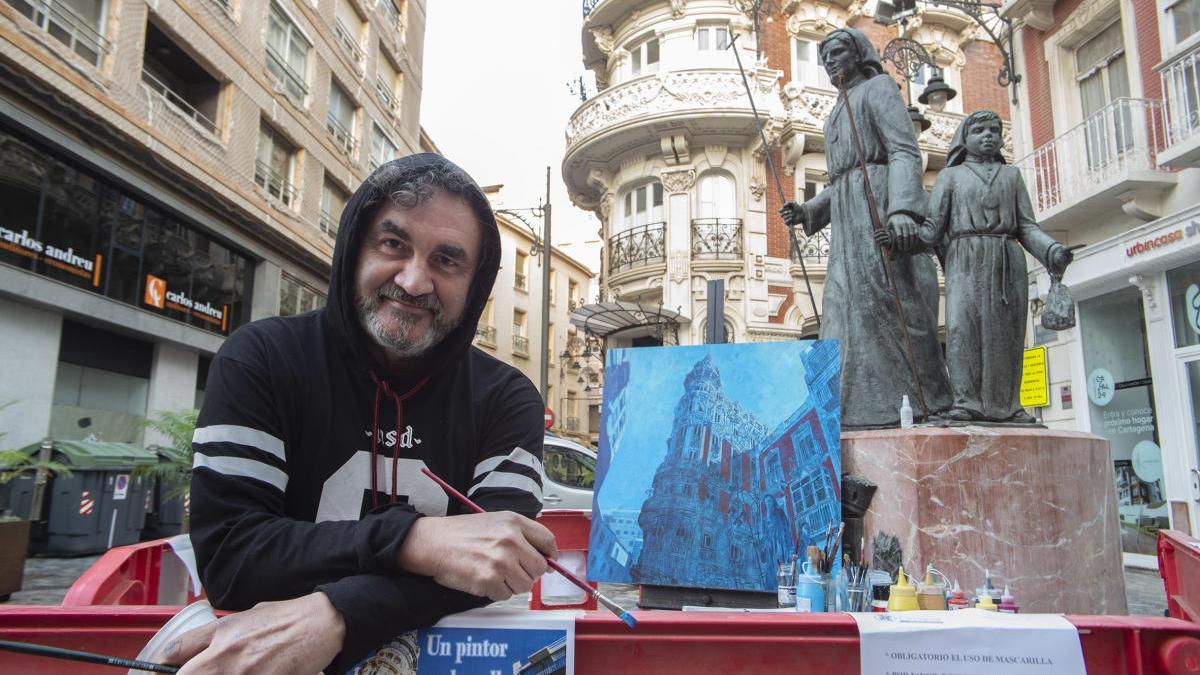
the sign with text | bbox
[1,225,102,287]
[416,610,573,675]
[854,610,1085,675]
[1019,346,1049,408]
[144,274,229,332]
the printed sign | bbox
[1,225,102,286]
[854,609,1086,675]
[145,274,167,309]
[114,474,129,500]
[144,273,228,331]
[1019,346,1049,408]
[1087,368,1115,407]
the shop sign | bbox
[1019,346,1049,408]
[0,225,102,287]
[1186,283,1200,335]
[1131,440,1164,483]
[143,274,229,332]
[113,474,129,501]
[1087,368,1115,407]
[1125,220,1200,258]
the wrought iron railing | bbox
[376,76,395,111]
[565,416,581,431]
[333,18,365,63]
[319,210,337,237]
[377,0,401,26]
[475,324,496,345]
[512,334,529,355]
[789,229,832,265]
[325,113,356,154]
[608,222,666,275]
[514,273,528,291]
[254,159,295,206]
[265,44,308,99]
[582,0,602,18]
[6,0,110,66]
[1160,44,1200,154]
[140,70,218,135]
[691,218,743,261]
[1014,98,1164,215]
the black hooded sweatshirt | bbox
[189,154,545,673]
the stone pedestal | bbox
[842,427,1126,615]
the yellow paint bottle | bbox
[887,566,920,612]
[976,590,998,611]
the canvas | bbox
[588,340,842,592]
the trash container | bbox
[7,440,157,555]
[140,444,188,540]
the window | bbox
[793,37,832,88]
[568,279,580,308]
[620,181,664,231]
[266,2,310,99]
[549,269,557,305]
[697,172,735,219]
[333,0,365,63]
[1170,0,1200,43]
[377,0,405,32]
[476,298,496,345]
[513,309,528,355]
[6,0,107,66]
[255,122,296,206]
[52,320,151,443]
[326,79,357,153]
[1076,21,1132,166]
[543,443,596,489]
[630,37,659,77]
[376,51,400,112]
[697,25,729,51]
[279,271,326,317]
[515,251,529,290]
[320,178,349,237]
[370,123,397,170]
[141,18,221,134]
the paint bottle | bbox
[947,581,970,610]
[917,565,948,611]
[887,566,920,612]
[976,589,998,611]
[900,395,914,429]
[998,586,1020,614]
[870,581,890,612]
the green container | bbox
[142,444,189,540]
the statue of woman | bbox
[780,28,951,428]
[914,110,1072,422]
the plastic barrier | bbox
[61,538,201,607]
[1159,529,1200,623]
[530,509,598,611]
[2,607,1200,674]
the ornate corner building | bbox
[563,0,1011,348]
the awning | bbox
[569,301,690,339]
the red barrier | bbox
[530,509,597,611]
[61,538,201,607]
[1159,529,1200,624]
[2,607,1200,674]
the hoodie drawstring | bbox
[368,371,430,509]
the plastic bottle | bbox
[976,590,998,611]
[887,566,920,611]
[998,585,1020,614]
[870,582,890,612]
[900,395,914,429]
[917,565,948,610]
[947,581,970,610]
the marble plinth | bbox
[843,427,1126,615]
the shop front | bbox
[1057,205,1200,567]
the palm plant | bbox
[135,409,198,501]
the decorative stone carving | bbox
[661,168,697,193]
[661,134,691,165]
[703,144,728,168]
[670,0,687,19]
[599,191,615,222]
[590,26,615,55]
[749,176,767,202]
[786,1,851,36]
[669,252,689,283]
[752,118,785,159]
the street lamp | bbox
[732,0,775,59]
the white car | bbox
[541,434,597,511]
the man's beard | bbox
[357,284,463,359]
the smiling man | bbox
[173,155,555,674]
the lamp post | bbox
[732,0,775,59]
[494,167,553,405]
[879,30,956,137]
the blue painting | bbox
[588,341,841,592]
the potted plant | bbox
[135,409,197,534]
[0,434,70,600]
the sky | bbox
[421,1,602,273]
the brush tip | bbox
[619,611,637,629]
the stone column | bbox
[0,298,61,448]
[145,342,200,447]
[251,259,282,321]
[662,168,696,343]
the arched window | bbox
[697,172,735,219]
[619,181,664,231]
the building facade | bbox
[475,190,599,445]
[564,0,1012,350]
[1006,0,1200,567]
[0,0,424,449]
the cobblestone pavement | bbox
[3,557,1168,618]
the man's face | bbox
[354,189,481,360]
[964,118,1002,159]
[819,38,857,86]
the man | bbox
[167,155,556,674]
[779,28,951,428]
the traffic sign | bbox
[544,406,555,429]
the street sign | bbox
[544,406,555,430]
[1020,346,1049,408]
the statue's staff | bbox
[834,69,930,419]
[727,33,821,329]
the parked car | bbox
[542,434,596,511]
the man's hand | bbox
[397,512,557,601]
[1048,244,1073,276]
[887,214,919,252]
[873,227,893,250]
[780,202,806,229]
[162,592,344,675]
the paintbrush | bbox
[0,639,179,672]
[419,467,637,629]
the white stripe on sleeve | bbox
[467,470,543,502]
[193,425,286,462]
[193,453,288,492]
[472,446,543,478]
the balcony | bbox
[475,324,496,347]
[608,222,666,276]
[319,210,337,237]
[512,334,530,356]
[265,45,308,99]
[1014,98,1175,230]
[1158,43,1200,168]
[325,114,356,155]
[514,273,528,291]
[140,70,218,136]
[375,77,395,112]
[789,229,832,266]
[691,218,743,263]
[6,0,110,66]
[333,18,364,65]
[254,160,295,207]
[565,416,581,432]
